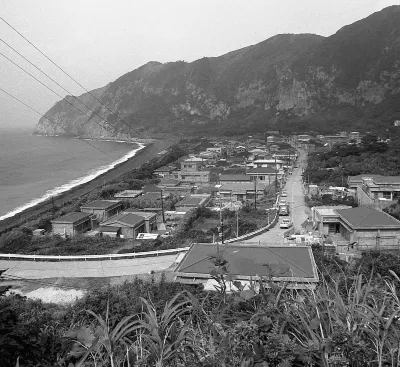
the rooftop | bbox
[336,207,400,229]
[176,195,210,207]
[159,178,181,186]
[123,209,157,219]
[247,167,277,174]
[101,213,145,227]
[219,174,250,182]
[80,200,121,210]
[175,244,319,282]
[114,190,143,198]
[51,212,91,224]
[253,159,285,164]
[314,205,352,217]
[348,174,383,183]
[219,182,268,192]
[142,184,162,193]
[372,176,400,185]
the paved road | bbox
[0,255,178,279]
[242,150,308,245]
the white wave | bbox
[0,143,146,222]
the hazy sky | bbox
[0,0,398,128]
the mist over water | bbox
[0,126,142,220]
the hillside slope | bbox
[35,6,400,138]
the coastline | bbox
[0,138,174,234]
[0,142,145,222]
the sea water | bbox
[0,126,143,220]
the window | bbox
[382,192,392,200]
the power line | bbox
[0,36,121,135]
[0,16,160,167]
[0,86,117,160]
[0,50,118,135]
[0,15,142,137]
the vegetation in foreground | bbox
[3,249,400,366]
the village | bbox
[13,129,399,290]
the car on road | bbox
[280,219,293,229]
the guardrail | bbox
[225,194,281,243]
[0,247,190,262]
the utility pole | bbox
[218,189,224,246]
[236,209,239,238]
[160,188,165,223]
[274,155,278,190]
[254,177,257,210]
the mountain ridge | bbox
[35,6,400,138]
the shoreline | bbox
[0,138,174,234]
[0,142,145,222]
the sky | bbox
[0,0,398,129]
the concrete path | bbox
[0,255,178,279]
[242,150,308,245]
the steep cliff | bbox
[34,6,400,137]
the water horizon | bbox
[0,126,144,221]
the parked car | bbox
[281,190,287,197]
[280,218,293,229]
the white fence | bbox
[0,247,190,262]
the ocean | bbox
[0,126,143,221]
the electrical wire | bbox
[0,16,162,166]
[0,15,145,137]
[0,50,119,135]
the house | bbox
[235,145,247,154]
[100,213,145,239]
[248,159,285,170]
[174,243,319,290]
[312,206,353,235]
[157,178,195,197]
[206,147,224,155]
[142,184,162,193]
[336,207,400,251]
[153,165,175,178]
[362,176,400,202]
[246,167,281,184]
[80,200,122,222]
[347,175,383,190]
[159,178,181,187]
[174,158,211,184]
[219,174,251,184]
[114,190,143,201]
[218,182,268,202]
[226,156,247,166]
[174,194,211,213]
[51,212,92,237]
[122,209,158,233]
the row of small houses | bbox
[50,188,212,239]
